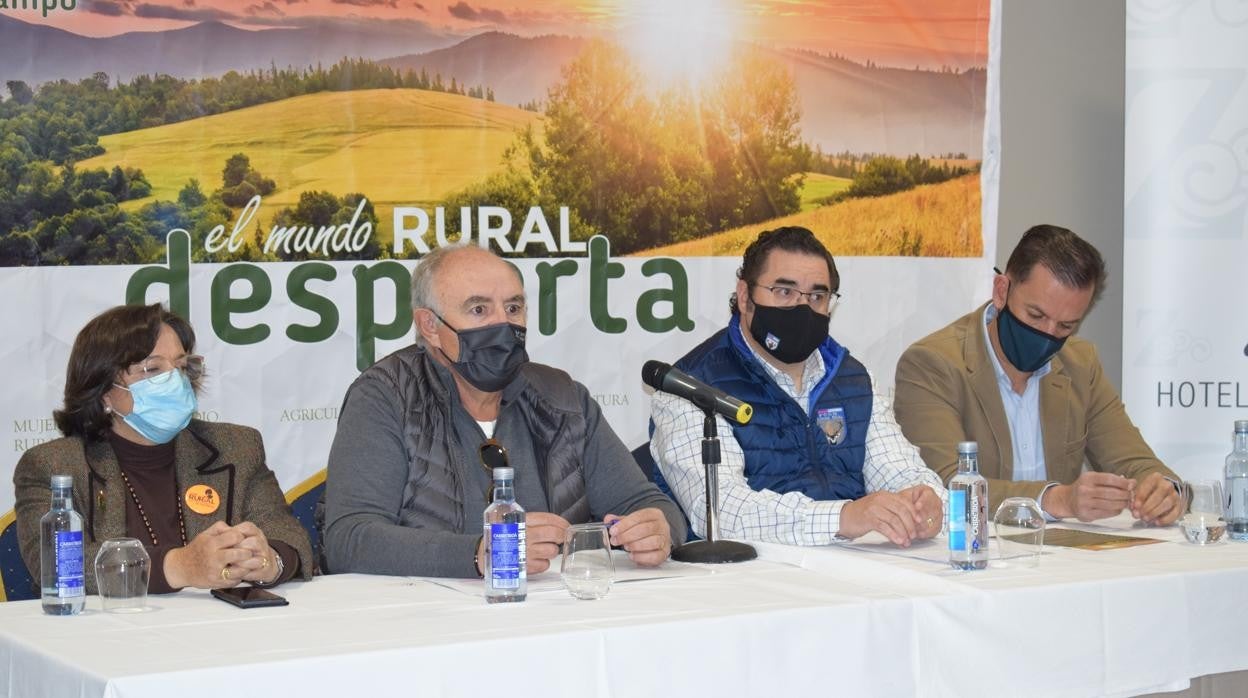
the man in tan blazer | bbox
[895,225,1182,524]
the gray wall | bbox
[996,0,1126,388]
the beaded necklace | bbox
[118,469,188,547]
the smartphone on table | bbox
[211,586,289,609]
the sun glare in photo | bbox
[614,0,743,89]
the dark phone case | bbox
[211,587,290,608]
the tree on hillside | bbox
[525,40,669,251]
[0,230,37,265]
[291,190,339,228]
[178,178,207,209]
[222,181,258,208]
[472,40,808,254]
[28,205,160,265]
[6,81,33,106]
[701,49,809,229]
[219,153,276,207]
[223,153,251,188]
[848,156,915,198]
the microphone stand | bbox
[671,407,757,564]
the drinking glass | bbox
[561,523,614,600]
[1185,480,1225,518]
[993,497,1045,567]
[94,538,150,612]
[1180,480,1228,544]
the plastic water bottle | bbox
[948,441,988,570]
[483,467,526,603]
[40,474,85,615]
[1225,420,1248,541]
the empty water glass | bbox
[1180,480,1228,545]
[561,523,614,600]
[993,497,1045,567]
[94,538,150,613]
[1185,480,1225,518]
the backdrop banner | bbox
[1123,0,1248,482]
[0,0,997,511]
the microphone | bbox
[642,360,753,425]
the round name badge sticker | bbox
[185,484,221,515]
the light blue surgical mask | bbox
[113,370,197,444]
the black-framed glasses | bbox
[480,439,509,503]
[750,283,841,311]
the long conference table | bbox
[3,514,1248,698]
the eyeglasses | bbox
[750,283,841,311]
[479,438,509,503]
[126,355,205,385]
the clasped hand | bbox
[839,485,944,547]
[164,520,280,590]
[1046,471,1181,525]
[478,508,673,575]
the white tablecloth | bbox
[3,515,1247,698]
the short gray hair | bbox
[410,244,464,313]
[409,244,524,345]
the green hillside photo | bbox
[798,173,852,211]
[80,89,542,241]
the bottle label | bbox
[948,490,966,552]
[969,489,983,551]
[55,531,85,598]
[489,522,523,589]
[1231,478,1248,520]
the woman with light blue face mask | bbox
[13,304,313,595]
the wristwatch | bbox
[253,551,285,587]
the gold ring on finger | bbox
[260,556,269,569]
[220,566,231,581]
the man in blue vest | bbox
[651,227,945,546]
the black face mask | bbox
[435,314,529,392]
[996,303,1066,373]
[748,302,830,364]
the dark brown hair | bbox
[54,304,197,441]
[1005,224,1108,303]
[730,226,839,316]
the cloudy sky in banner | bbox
[28,0,987,69]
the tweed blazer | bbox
[894,304,1176,512]
[13,420,312,593]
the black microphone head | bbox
[641,360,671,390]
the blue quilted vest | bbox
[656,316,872,503]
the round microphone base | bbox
[670,539,758,564]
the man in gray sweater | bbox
[322,244,684,578]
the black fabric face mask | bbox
[435,314,529,392]
[748,302,830,364]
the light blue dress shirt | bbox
[981,304,1052,482]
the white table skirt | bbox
[2,514,1246,698]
